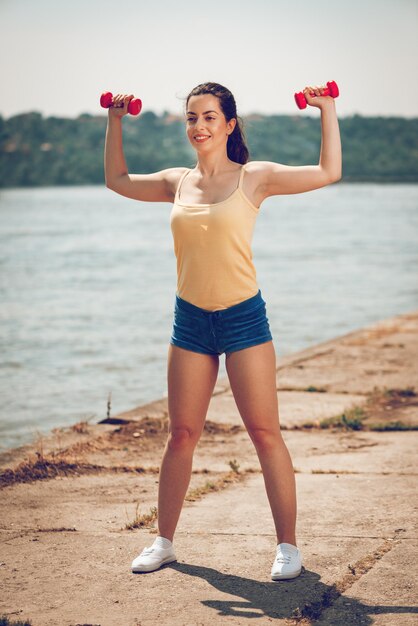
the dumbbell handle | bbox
[294,81,339,109]
[100,91,142,116]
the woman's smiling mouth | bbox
[194,135,210,143]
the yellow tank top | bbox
[170,164,261,311]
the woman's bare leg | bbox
[157,344,220,541]
[225,341,297,545]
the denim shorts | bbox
[169,289,273,356]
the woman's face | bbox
[185,94,236,153]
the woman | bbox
[104,81,342,580]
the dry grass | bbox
[292,386,418,432]
[122,460,252,530]
[70,419,91,434]
[311,469,359,475]
[124,504,158,530]
[0,617,32,626]
[0,449,157,489]
[0,414,248,490]
[185,459,249,502]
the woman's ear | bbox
[227,117,237,135]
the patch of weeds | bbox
[186,479,221,501]
[320,406,367,431]
[385,387,416,398]
[367,385,416,406]
[305,385,327,392]
[70,419,91,434]
[295,390,418,431]
[124,504,158,530]
[36,526,77,533]
[185,466,247,502]
[0,451,152,489]
[318,415,342,429]
[311,469,357,474]
[0,454,102,488]
[204,421,243,435]
[369,421,418,431]
[0,617,32,626]
[228,459,240,473]
[362,386,418,430]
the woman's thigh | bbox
[167,343,220,439]
[225,340,281,434]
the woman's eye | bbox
[187,117,215,122]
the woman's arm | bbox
[104,93,180,202]
[255,84,342,198]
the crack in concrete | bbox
[275,387,368,395]
[0,458,246,489]
[174,531,416,540]
[285,534,400,625]
[2,529,415,541]
[302,470,418,476]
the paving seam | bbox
[285,533,401,625]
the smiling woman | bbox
[104,79,342,581]
[184,82,249,165]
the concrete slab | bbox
[315,539,418,626]
[276,314,418,395]
[1,309,417,626]
[2,470,414,626]
[283,430,418,476]
[207,389,368,429]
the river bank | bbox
[1,310,417,625]
[2,182,418,451]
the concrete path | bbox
[0,310,417,626]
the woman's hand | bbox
[303,84,335,110]
[108,93,135,119]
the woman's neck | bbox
[194,152,238,177]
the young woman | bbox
[104,82,341,580]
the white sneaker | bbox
[131,541,177,573]
[271,542,302,580]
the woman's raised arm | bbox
[256,85,342,198]
[104,93,182,203]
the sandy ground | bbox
[0,310,417,626]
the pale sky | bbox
[1,0,417,119]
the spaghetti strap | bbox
[175,168,191,202]
[237,164,246,190]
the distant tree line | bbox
[0,110,417,187]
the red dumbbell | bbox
[100,91,142,116]
[294,80,339,109]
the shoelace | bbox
[275,551,293,564]
[141,546,155,555]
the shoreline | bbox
[0,307,414,470]
[1,308,417,469]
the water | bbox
[1,183,417,451]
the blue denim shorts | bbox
[169,289,273,356]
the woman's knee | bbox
[167,425,200,451]
[248,426,282,451]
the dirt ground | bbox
[0,310,417,626]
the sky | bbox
[1,0,417,120]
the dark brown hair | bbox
[185,82,249,164]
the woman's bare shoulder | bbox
[243,160,271,177]
[243,160,273,186]
[164,167,191,200]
